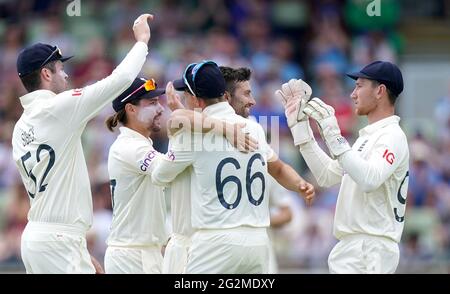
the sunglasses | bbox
[183,60,218,96]
[120,79,157,103]
[40,46,62,68]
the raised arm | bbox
[277,79,343,188]
[53,14,154,128]
[165,82,258,153]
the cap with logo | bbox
[347,61,404,97]
[112,78,165,112]
[173,60,225,99]
[17,43,73,78]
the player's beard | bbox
[150,113,162,132]
[137,106,162,132]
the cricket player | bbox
[279,61,409,274]
[220,66,294,274]
[267,176,293,274]
[160,82,258,274]
[153,61,314,274]
[11,14,153,274]
[103,78,167,274]
[160,65,311,274]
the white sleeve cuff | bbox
[290,120,313,146]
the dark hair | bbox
[105,100,140,132]
[220,66,252,97]
[371,80,397,105]
[20,60,57,92]
[198,97,222,107]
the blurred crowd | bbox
[0,0,449,273]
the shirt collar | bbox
[119,126,153,144]
[202,101,235,117]
[359,115,400,136]
[19,90,56,109]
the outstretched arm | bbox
[268,158,315,205]
[276,79,344,188]
[165,81,258,153]
[53,14,154,128]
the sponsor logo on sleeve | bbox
[140,150,157,172]
[383,149,395,165]
[167,150,175,161]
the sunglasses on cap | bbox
[120,79,157,103]
[40,46,62,68]
[183,60,218,96]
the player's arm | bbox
[52,14,153,127]
[165,82,258,153]
[270,206,292,227]
[90,255,104,274]
[337,132,408,192]
[304,98,408,192]
[276,79,343,188]
[152,130,195,186]
[168,109,258,153]
[268,159,315,205]
[299,141,344,188]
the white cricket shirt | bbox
[107,127,167,246]
[12,42,148,231]
[153,102,276,230]
[300,115,409,243]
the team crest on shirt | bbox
[140,150,157,172]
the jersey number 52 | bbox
[20,144,55,199]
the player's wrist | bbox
[290,120,313,146]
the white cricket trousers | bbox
[162,233,192,274]
[185,227,270,274]
[328,234,400,274]
[21,222,95,274]
[105,245,163,274]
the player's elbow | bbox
[150,171,169,187]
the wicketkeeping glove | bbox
[303,98,351,158]
[275,79,314,145]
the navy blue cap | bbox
[173,61,225,99]
[112,78,165,112]
[17,43,73,78]
[347,61,404,97]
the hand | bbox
[275,79,314,146]
[225,122,258,153]
[166,81,185,111]
[275,79,312,127]
[298,180,315,206]
[133,13,154,44]
[303,98,351,158]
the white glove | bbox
[275,79,314,145]
[303,98,351,158]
